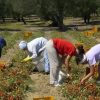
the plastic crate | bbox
[0,61,6,69]
[24,32,32,39]
[33,96,54,100]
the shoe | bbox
[54,83,61,87]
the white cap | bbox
[19,41,27,50]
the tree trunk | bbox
[2,16,5,22]
[58,16,64,31]
[83,15,90,24]
[50,16,59,27]
[87,15,90,24]
[51,19,59,27]
[13,16,17,20]
[21,17,26,24]
[83,16,87,24]
[50,15,64,31]
[17,17,21,22]
[58,12,64,31]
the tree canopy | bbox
[0,0,100,27]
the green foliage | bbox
[64,31,97,47]
[0,31,39,99]
[50,31,66,39]
[0,31,23,54]
[60,31,100,100]
[0,0,6,17]
[0,20,100,99]
[11,0,34,16]
[72,0,98,23]
[34,0,69,29]
[96,0,100,15]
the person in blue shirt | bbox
[0,37,6,57]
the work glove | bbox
[21,56,32,62]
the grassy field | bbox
[0,18,100,100]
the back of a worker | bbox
[0,37,6,57]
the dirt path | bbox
[26,73,66,100]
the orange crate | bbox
[24,32,32,39]
[33,96,54,100]
[0,61,6,69]
[92,26,98,33]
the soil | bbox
[26,73,66,100]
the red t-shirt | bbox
[53,38,76,56]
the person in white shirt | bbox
[19,37,49,73]
[75,44,100,85]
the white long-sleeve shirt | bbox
[27,37,50,72]
[27,37,47,58]
[86,44,100,66]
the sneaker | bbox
[50,81,61,87]
[54,83,61,87]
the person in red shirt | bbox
[45,38,77,86]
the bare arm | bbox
[81,65,95,84]
[64,55,72,74]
